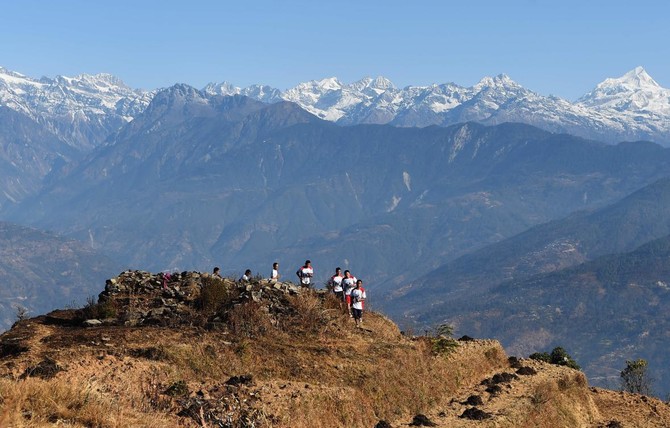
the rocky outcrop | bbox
[93,270,309,327]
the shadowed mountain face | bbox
[0,222,121,331]
[468,234,670,397]
[6,88,670,286]
[379,178,670,396]
[0,107,79,209]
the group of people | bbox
[325,265,367,327]
[211,260,367,327]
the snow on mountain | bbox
[3,65,670,147]
[263,68,670,144]
[577,66,670,115]
[0,67,153,151]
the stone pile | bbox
[90,270,310,327]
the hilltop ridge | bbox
[1,270,669,427]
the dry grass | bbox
[5,287,613,428]
[519,369,598,428]
[0,377,173,427]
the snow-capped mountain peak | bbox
[203,81,241,96]
[577,67,670,115]
[349,76,396,93]
[474,73,522,91]
[618,66,659,88]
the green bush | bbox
[530,347,580,370]
[80,296,117,319]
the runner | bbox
[296,260,314,287]
[328,267,344,301]
[350,279,367,328]
[341,270,357,317]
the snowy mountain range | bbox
[0,67,153,151]
[205,66,670,144]
[2,65,670,147]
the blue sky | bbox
[2,0,668,100]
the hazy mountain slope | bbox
[0,107,79,208]
[383,177,670,318]
[8,88,670,290]
[447,234,670,397]
[0,222,121,331]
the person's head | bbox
[245,269,252,275]
[213,267,220,274]
[335,267,341,274]
[344,270,351,278]
[356,279,362,288]
[273,262,279,269]
[305,260,311,267]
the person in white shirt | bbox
[328,267,344,301]
[342,270,357,317]
[296,260,314,287]
[270,262,280,283]
[350,279,367,327]
[239,269,252,282]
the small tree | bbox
[429,323,458,356]
[14,305,29,322]
[620,359,654,396]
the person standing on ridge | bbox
[350,279,367,328]
[296,260,314,287]
[270,262,280,283]
[342,270,357,316]
[328,267,344,302]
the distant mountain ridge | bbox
[383,177,670,320]
[3,66,670,148]
[9,86,670,287]
[378,177,670,395]
[0,221,121,331]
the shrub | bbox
[80,296,117,319]
[529,347,580,370]
[285,292,329,335]
[198,277,237,313]
[227,301,272,338]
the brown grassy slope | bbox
[0,273,669,427]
